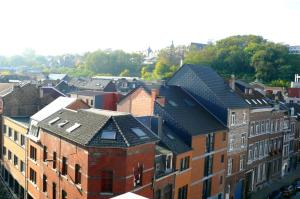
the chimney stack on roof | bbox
[229,74,235,91]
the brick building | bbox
[118,84,228,199]
[0,116,29,199]
[27,108,158,199]
[167,64,249,199]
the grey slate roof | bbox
[157,85,226,135]
[186,64,248,108]
[70,90,106,96]
[69,78,114,91]
[136,116,191,155]
[38,108,159,148]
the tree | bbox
[119,69,130,77]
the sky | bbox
[0,0,299,56]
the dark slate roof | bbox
[69,78,114,91]
[38,108,159,148]
[235,80,271,108]
[136,116,191,155]
[8,117,30,128]
[186,64,249,108]
[70,90,107,96]
[158,85,226,135]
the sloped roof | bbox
[185,64,248,108]
[157,85,226,135]
[69,78,114,91]
[38,108,158,148]
[31,97,77,122]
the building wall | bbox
[117,88,153,116]
[190,130,227,199]
[1,117,28,199]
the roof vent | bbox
[48,117,60,125]
[66,123,81,133]
[132,128,149,139]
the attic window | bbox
[132,128,149,139]
[101,130,116,140]
[58,120,69,128]
[245,99,251,104]
[167,134,174,140]
[48,117,60,125]
[168,100,178,107]
[251,99,257,105]
[66,123,81,133]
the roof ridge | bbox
[112,116,130,147]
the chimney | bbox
[157,116,163,138]
[229,74,235,90]
[249,88,253,94]
[156,96,165,107]
[291,107,295,116]
[151,88,159,99]
[245,88,249,94]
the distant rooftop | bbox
[6,116,30,128]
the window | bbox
[43,175,47,192]
[166,155,172,170]
[101,170,113,193]
[3,125,7,134]
[20,161,25,173]
[30,146,37,161]
[134,166,143,187]
[261,121,265,133]
[220,176,223,184]
[20,135,25,147]
[8,150,11,160]
[221,154,224,163]
[204,155,213,176]
[14,131,18,142]
[75,164,81,185]
[180,157,189,171]
[101,130,116,140]
[2,146,6,156]
[231,112,236,126]
[255,122,260,134]
[62,157,68,175]
[178,185,188,199]
[62,190,67,199]
[203,178,212,198]
[155,190,161,199]
[43,146,48,162]
[206,133,214,153]
[229,139,234,151]
[52,183,56,199]
[29,168,37,184]
[132,128,149,139]
[13,155,18,167]
[228,158,232,175]
[250,122,255,136]
[240,155,245,171]
[53,152,57,169]
[248,146,253,162]
[243,111,246,124]
[241,133,246,148]
[90,99,94,106]
[8,127,12,137]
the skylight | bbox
[256,99,262,104]
[167,134,174,140]
[101,130,117,140]
[58,120,69,128]
[251,99,257,105]
[262,99,268,104]
[48,117,60,125]
[132,128,149,139]
[168,100,178,107]
[66,123,81,133]
[245,99,251,104]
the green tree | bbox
[119,69,130,77]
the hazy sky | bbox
[0,0,299,56]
